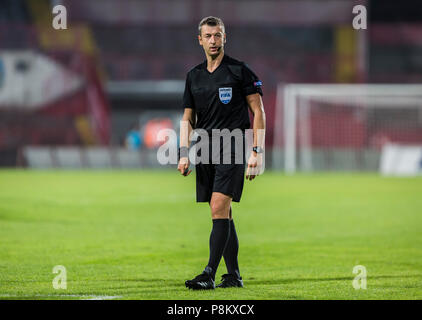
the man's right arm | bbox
[178,108,195,176]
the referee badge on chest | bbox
[219,87,232,104]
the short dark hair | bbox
[198,16,225,35]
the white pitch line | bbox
[82,296,122,300]
[0,294,123,300]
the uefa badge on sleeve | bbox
[219,87,232,104]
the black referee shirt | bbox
[182,54,263,133]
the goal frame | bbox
[273,83,422,173]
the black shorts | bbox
[194,133,246,203]
[195,162,245,202]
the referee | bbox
[178,16,266,290]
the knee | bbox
[210,201,229,219]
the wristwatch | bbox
[252,146,264,154]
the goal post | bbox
[273,84,422,173]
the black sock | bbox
[206,218,230,279]
[223,219,240,278]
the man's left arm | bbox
[246,93,266,180]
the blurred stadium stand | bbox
[0,0,421,170]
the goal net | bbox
[272,84,422,173]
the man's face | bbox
[198,25,226,57]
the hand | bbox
[178,157,192,176]
[246,152,263,181]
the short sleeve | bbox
[241,63,263,97]
[182,72,195,109]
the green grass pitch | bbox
[0,169,421,300]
